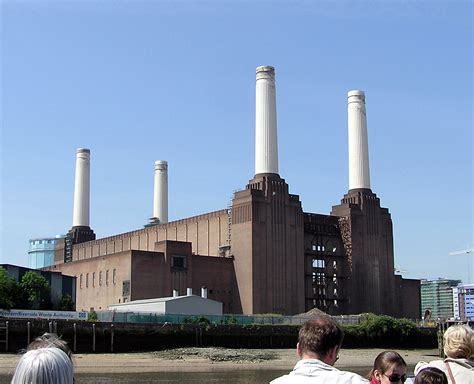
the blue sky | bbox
[1,1,472,283]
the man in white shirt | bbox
[270,316,368,384]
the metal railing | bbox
[96,311,362,325]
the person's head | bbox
[369,351,407,384]
[296,316,343,365]
[27,333,72,360]
[414,367,448,384]
[443,324,473,359]
[11,347,74,384]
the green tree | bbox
[87,309,98,321]
[0,267,20,309]
[19,271,51,310]
[59,293,75,311]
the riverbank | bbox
[0,347,439,375]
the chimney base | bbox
[144,217,161,228]
[64,226,95,262]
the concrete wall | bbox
[47,251,133,311]
[130,250,167,301]
[68,210,229,262]
[166,296,223,315]
[191,255,239,313]
[108,300,166,313]
[48,242,238,314]
[395,275,421,319]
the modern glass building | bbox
[420,278,461,320]
[28,236,64,269]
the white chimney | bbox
[347,90,371,190]
[201,287,208,299]
[172,289,179,297]
[186,288,193,296]
[153,160,168,224]
[72,148,91,227]
[255,66,279,175]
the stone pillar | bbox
[348,90,371,191]
[65,148,95,262]
[255,66,279,175]
[72,148,91,227]
[153,160,168,224]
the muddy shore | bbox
[0,347,439,375]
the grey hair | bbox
[11,348,74,384]
[27,333,72,359]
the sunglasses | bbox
[384,373,407,383]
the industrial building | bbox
[108,288,223,315]
[47,66,420,318]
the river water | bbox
[0,367,374,383]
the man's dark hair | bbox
[414,367,448,384]
[298,316,344,357]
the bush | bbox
[183,315,211,325]
[60,294,75,311]
[88,309,98,321]
[342,313,426,348]
[226,316,238,325]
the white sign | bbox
[0,309,88,320]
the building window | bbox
[99,271,102,286]
[122,280,130,296]
[92,272,96,287]
[86,273,89,288]
[171,255,187,269]
[106,270,109,286]
[113,269,116,285]
[80,274,83,289]
[312,259,325,268]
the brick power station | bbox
[47,66,420,318]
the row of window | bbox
[30,239,55,245]
[79,269,117,289]
[311,245,337,253]
[311,271,338,286]
[312,259,338,270]
[311,299,339,308]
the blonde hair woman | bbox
[415,324,474,384]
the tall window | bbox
[106,270,109,286]
[113,269,116,285]
[92,272,96,287]
[86,273,89,288]
[99,271,102,286]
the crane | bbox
[449,248,473,256]
[449,248,473,283]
